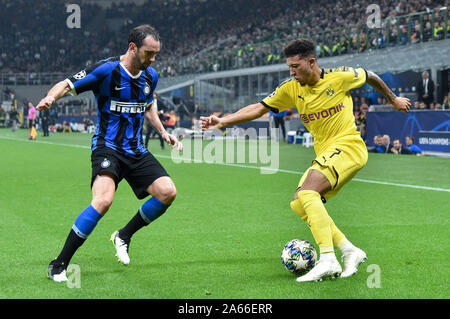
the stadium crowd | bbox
[0,0,448,77]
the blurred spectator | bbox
[417,71,434,107]
[418,101,428,109]
[355,104,368,140]
[62,120,72,133]
[369,134,385,153]
[405,136,424,155]
[9,107,18,132]
[410,24,422,43]
[40,108,50,136]
[50,108,58,125]
[399,25,409,45]
[0,107,5,127]
[164,110,177,132]
[382,134,394,154]
[423,21,433,42]
[434,21,445,40]
[360,97,370,110]
[271,110,287,141]
[83,117,94,132]
[442,92,450,109]
[391,139,413,154]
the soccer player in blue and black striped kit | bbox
[36,25,183,282]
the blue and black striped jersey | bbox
[65,56,158,156]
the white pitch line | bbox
[1,134,449,193]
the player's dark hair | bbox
[406,135,415,143]
[128,24,160,48]
[283,38,316,59]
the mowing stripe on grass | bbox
[2,134,449,193]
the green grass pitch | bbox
[0,128,449,299]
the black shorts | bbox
[91,147,170,199]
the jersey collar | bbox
[120,62,142,79]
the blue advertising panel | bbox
[366,111,450,152]
[417,131,450,152]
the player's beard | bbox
[134,55,150,70]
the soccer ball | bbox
[281,239,317,276]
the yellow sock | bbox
[290,196,346,250]
[329,216,346,249]
[290,198,308,222]
[296,190,334,254]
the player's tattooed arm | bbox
[366,71,396,104]
[201,102,269,130]
[366,70,411,113]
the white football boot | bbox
[341,247,367,278]
[47,260,68,282]
[110,231,130,265]
[296,257,342,282]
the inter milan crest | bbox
[101,158,111,168]
[144,84,151,95]
[326,85,335,98]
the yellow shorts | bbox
[298,136,368,202]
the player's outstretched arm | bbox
[366,71,411,113]
[200,102,269,131]
[36,80,72,111]
[145,104,183,152]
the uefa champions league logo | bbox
[73,70,86,80]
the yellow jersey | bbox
[262,67,367,154]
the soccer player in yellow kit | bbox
[201,39,410,282]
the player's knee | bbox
[156,185,177,205]
[291,186,302,201]
[91,197,113,215]
[297,189,321,205]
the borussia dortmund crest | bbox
[326,85,335,98]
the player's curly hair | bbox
[283,38,316,59]
[128,24,160,48]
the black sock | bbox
[55,229,86,266]
[119,211,149,240]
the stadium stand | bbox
[0,0,448,76]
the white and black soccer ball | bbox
[281,239,317,276]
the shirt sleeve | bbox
[260,80,295,113]
[410,145,423,154]
[338,67,367,92]
[66,60,113,95]
[145,69,159,109]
